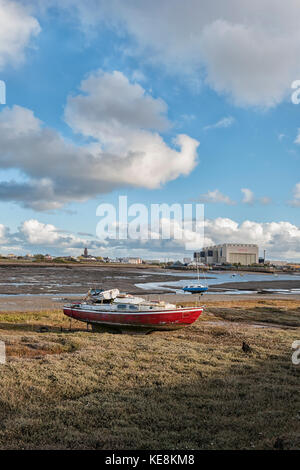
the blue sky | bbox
[1,0,300,260]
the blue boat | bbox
[183,261,208,294]
[183,284,208,293]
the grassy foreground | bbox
[0,299,299,450]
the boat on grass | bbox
[63,289,204,333]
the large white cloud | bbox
[33,0,300,107]
[0,70,199,210]
[0,0,40,69]
[200,18,299,107]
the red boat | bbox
[63,289,203,333]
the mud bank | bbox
[0,264,192,296]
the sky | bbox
[1,0,300,260]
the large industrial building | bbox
[194,244,259,266]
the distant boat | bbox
[63,289,204,333]
[182,284,208,294]
[182,260,208,294]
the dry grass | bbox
[179,299,300,327]
[0,301,298,450]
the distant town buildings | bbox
[114,257,142,264]
[127,257,142,264]
[194,244,259,266]
[267,260,288,267]
[170,260,184,268]
[144,259,161,265]
[79,248,96,261]
[1,245,300,270]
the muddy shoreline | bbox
[1,265,300,313]
[0,264,193,296]
[161,279,300,293]
[209,279,300,291]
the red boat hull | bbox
[63,305,203,331]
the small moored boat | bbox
[182,284,208,293]
[182,261,208,294]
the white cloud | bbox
[35,0,300,107]
[288,182,300,207]
[241,188,272,206]
[294,129,300,144]
[259,196,272,205]
[21,219,61,245]
[197,189,235,205]
[241,188,255,205]
[241,189,272,206]
[200,18,299,107]
[18,219,107,254]
[65,70,170,138]
[0,0,40,70]
[0,70,199,210]
[0,224,8,242]
[203,116,235,131]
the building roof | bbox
[196,243,258,250]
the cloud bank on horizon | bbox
[1,216,300,261]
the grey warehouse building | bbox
[194,244,259,266]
